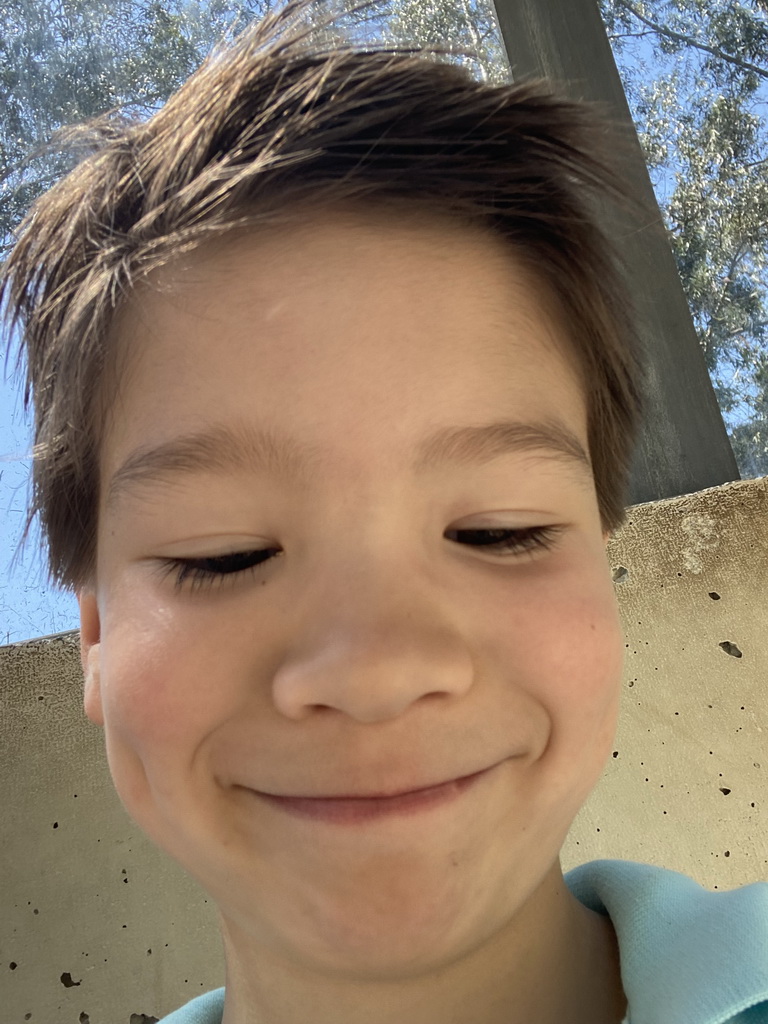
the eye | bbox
[156,548,281,593]
[445,525,562,557]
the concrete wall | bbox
[2,477,766,1024]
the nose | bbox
[271,568,475,723]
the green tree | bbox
[0,0,275,242]
[600,0,768,477]
[373,0,510,84]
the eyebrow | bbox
[105,417,593,513]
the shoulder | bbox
[565,859,768,1024]
[156,987,225,1024]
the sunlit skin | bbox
[78,208,628,1024]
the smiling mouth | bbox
[248,765,495,825]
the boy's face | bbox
[78,209,624,978]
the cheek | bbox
[480,561,624,737]
[545,575,623,708]
[475,563,624,848]
[96,597,239,798]
[527,568,625,803]
[556,579,623,749]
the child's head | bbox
[2,0,645,597]
[2,1,642,1017]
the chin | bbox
[277,871,492,980]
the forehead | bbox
[112,204,584,385]
[101,209,590,501]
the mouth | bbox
[248,765,496,825]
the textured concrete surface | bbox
[562,476,767,878]
[2,476,766,1023]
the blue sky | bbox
[1,346,81,645]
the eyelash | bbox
[157,526,563,594]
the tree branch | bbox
[607,31,657,40]
[613,0,768,80]
[702,242,750,352]
[730,320,768,336]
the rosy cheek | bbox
[98,604,217,751]
[506,569,622,717]
[97,641,215,828]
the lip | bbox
[249,765,496,825]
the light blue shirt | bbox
[158,859,768,1024]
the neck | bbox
[219,868,626,1024]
